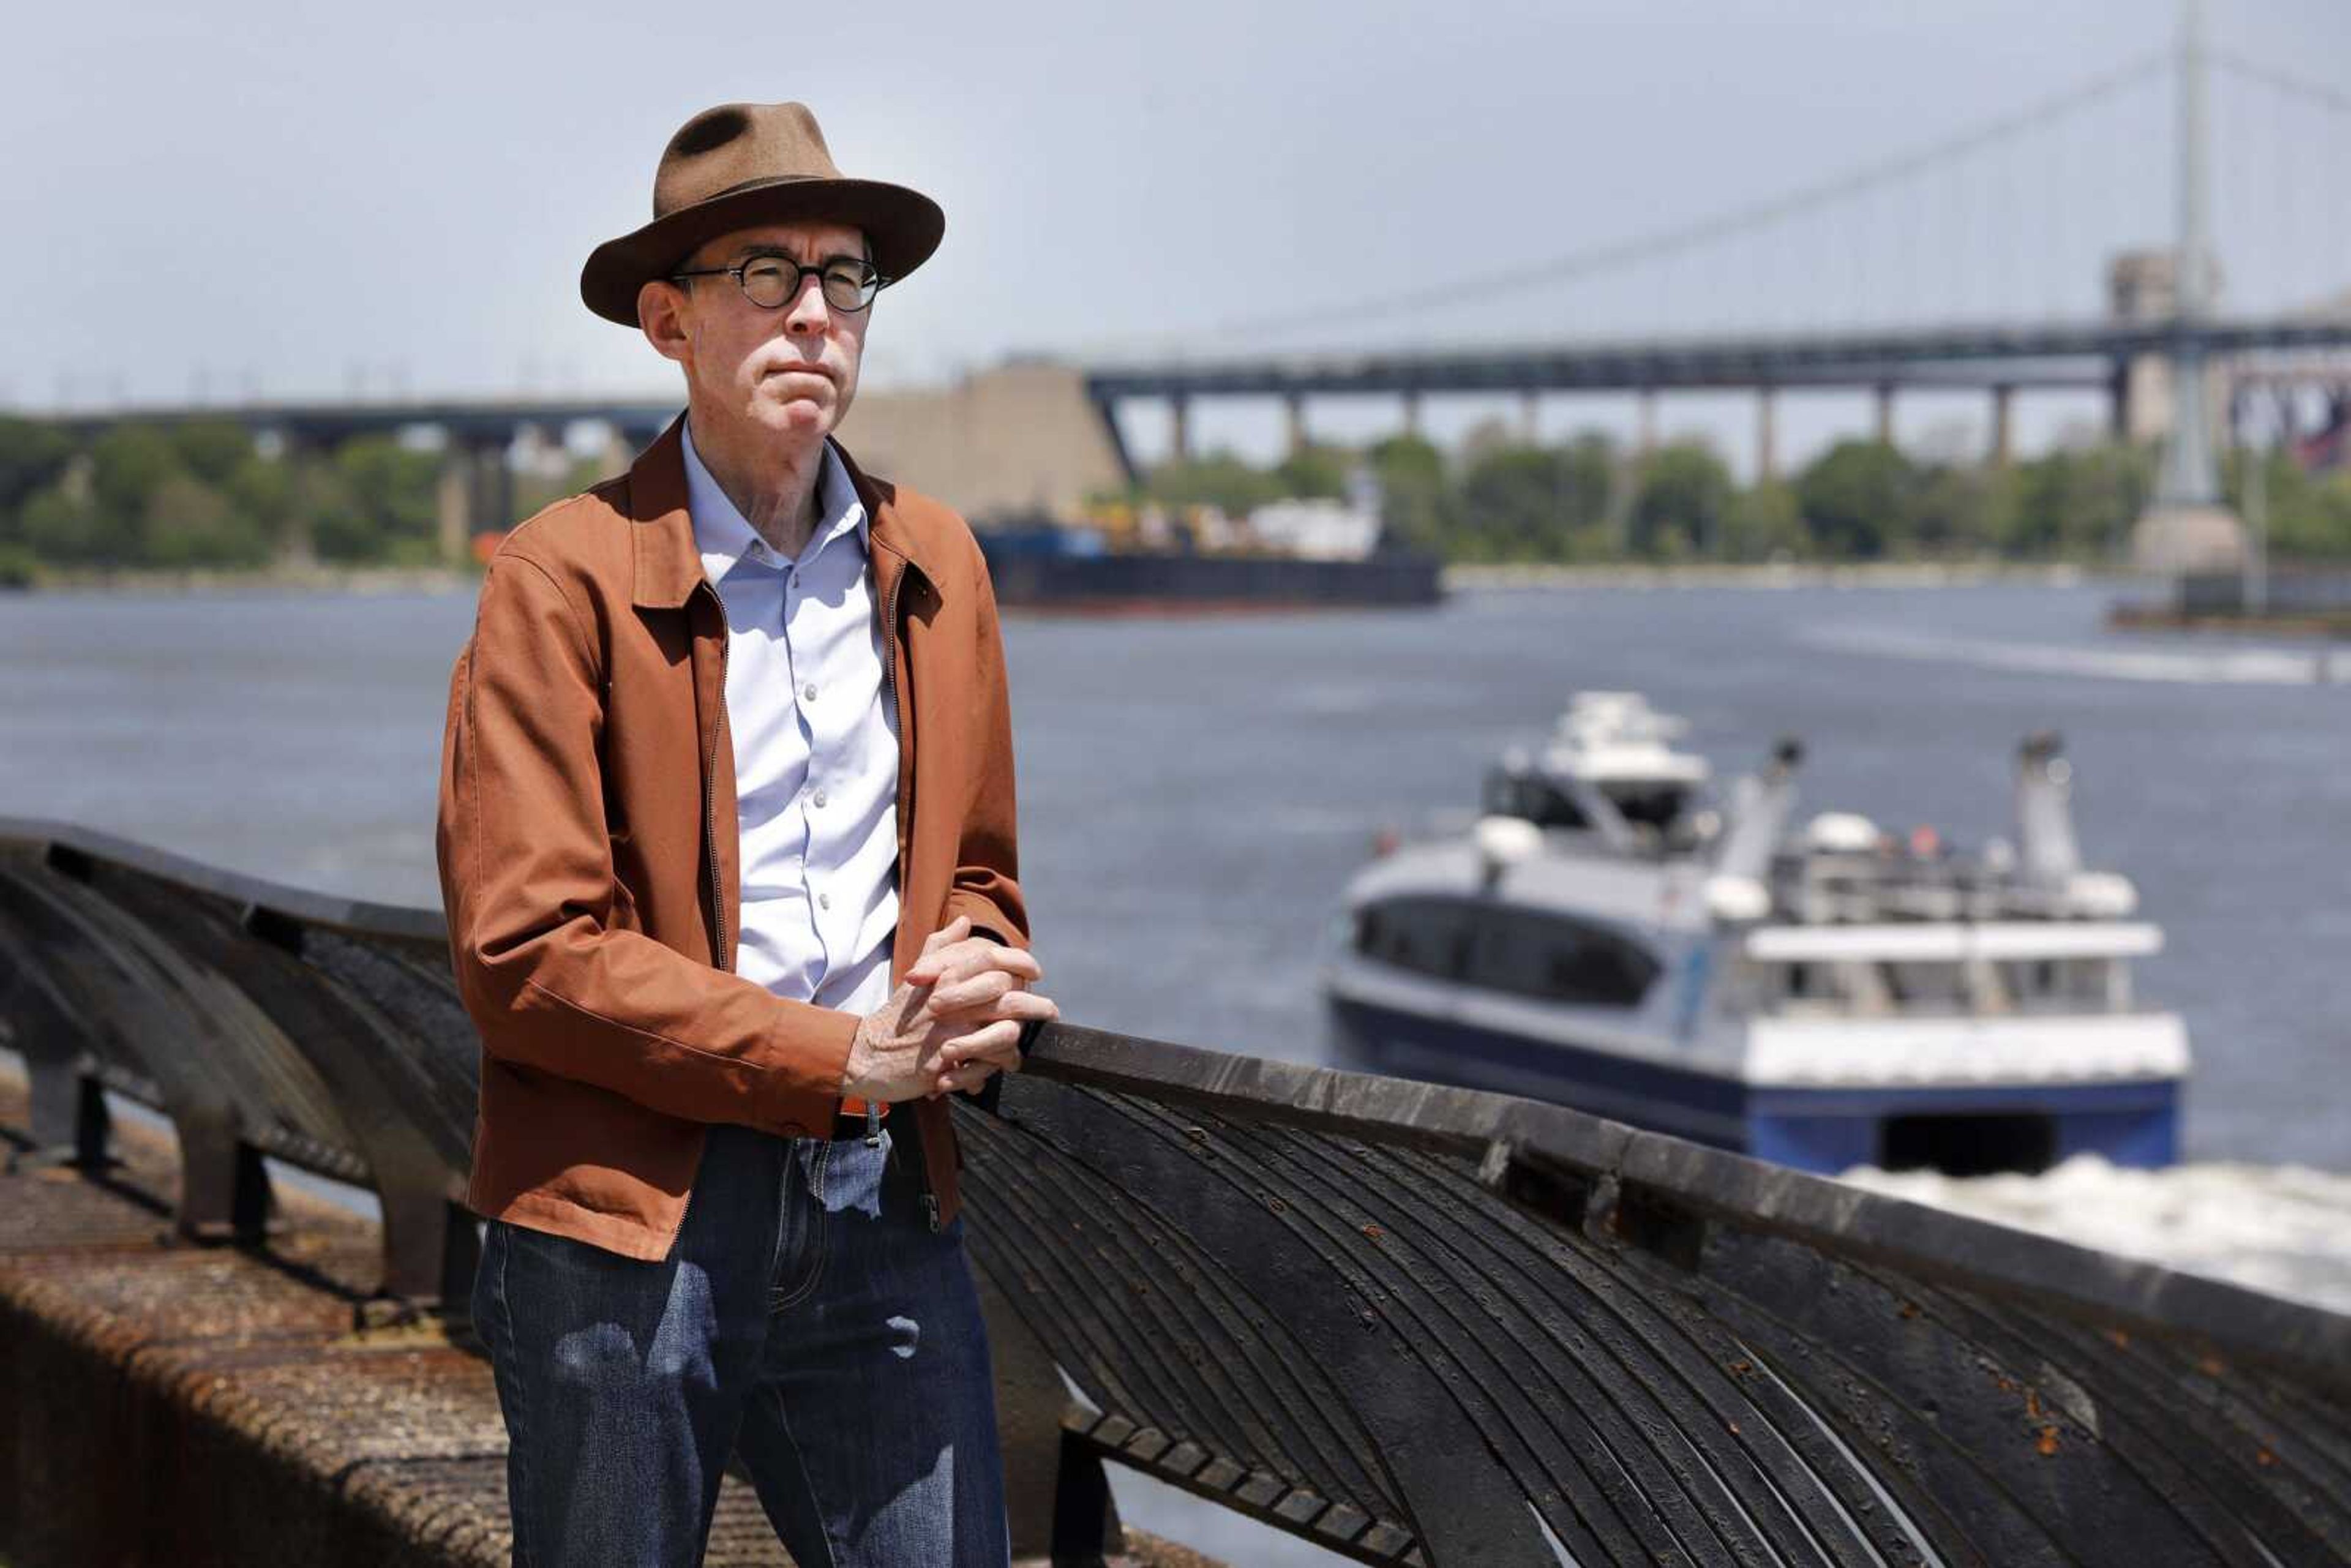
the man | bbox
[433,100,1054,1567]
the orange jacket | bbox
[434,417,1027,1260]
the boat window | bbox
[1602,783,1688,831]
[1482,768,1589,831]
[1761,953,2132,1016]
[1466,907,1660,1007]
[1355,898,1474,981]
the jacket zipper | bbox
[669,582,732,1258]
[876,560,942,1232]
[703,584,732,978]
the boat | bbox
[975,517,1444,614]
[1319,694,2189,1176]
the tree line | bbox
[10,413,2350,585]
[0,417,593,584]
[1135,423,2351,565]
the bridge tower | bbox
[2132,0,2248,572]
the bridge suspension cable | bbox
[2211,50,2351,119]
[1138,49,2171,352]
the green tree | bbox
[1558,433,1618,542]
[1720,481,1807,561]
[225,453,293,543]
[1275,443,1348,501]
[1457,446,1562,558]
[88,426,184,547]
[143,473,268,567]
[1366,433,1451,554]
[337,438,439,530]
[18,487,122,564]
[0,418,74,535]
[2008,443,2151,559]
[168,419,256,487]
[2278,470,2351,560]
[1909,461,2014,558]
[1456,436,1616,561]
[1796,440,1915,559]
[273,452,361,562]
[269,435,446,564]
[1145,452,1281,516]
[1630,441,1734,558]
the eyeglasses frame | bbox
[668,252,891,313]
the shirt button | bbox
[817,891,831,910]
[802,683,817,702]
[812,789,827,808]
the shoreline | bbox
[2,563,481,596]
[2107,602,2351,640]
[2,557,2132,599]
[1442,558,2113,591]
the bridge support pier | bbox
[1874,383,1896,447]
[1637,389,1658,457]
[1756,388,1779,485]
[272,429,321,569]
[437,432,514,559]
[2110,358,2134,444]
[1990,384,2015,468]
[1169,395,1191,464]
[1519,389,1540,444]
[478,434,515,537]
[1401,388,1423,440]
[435,446,473,566]
[1284,392,1308,460]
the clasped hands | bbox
[841,915,1059,1103]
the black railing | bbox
[2,814,2347,1566]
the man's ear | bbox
[638,280,691,366]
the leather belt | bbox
[828,1108,887,1141]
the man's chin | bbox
[748,396,833,440]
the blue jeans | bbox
[471,1122,1008,1567]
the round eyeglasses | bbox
[670,254,889,313]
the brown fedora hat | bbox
[580,101,944,327]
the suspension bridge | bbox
[24,1,2351,568]
[1085,0,2351,568]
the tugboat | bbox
[1320,696,2188,1176]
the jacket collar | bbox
[629,413,931,608]
[680,416,868,585]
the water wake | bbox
[1839,1155,2351,1315]
[1803,625,2349,686]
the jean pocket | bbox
[768,1141,831,1312]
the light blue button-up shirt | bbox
[683,418,901,1021]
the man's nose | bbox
[784,274,830,334]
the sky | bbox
[8,0,2351,476]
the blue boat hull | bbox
[1327,995,2180,1175]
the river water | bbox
[4,574,2347,1562]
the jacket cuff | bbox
[943,889,1024,951]
[759,1003,861,1134]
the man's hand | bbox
[841,916,1059,1102]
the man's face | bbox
[639,219,871,443]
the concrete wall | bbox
[836,361,1127,524]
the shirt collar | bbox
[681,416,869,587]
